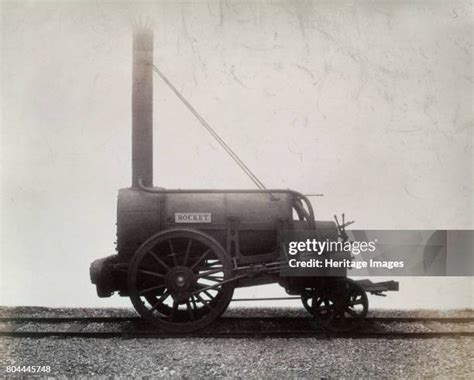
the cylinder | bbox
[132,28,153,187]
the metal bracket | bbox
[226,217,241,262]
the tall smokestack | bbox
[132,28,153,187]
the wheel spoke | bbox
[196,281,222,294]
[191,249,211,270]
[193,277,235,295]
[138,269,165,278]
[191,296,198,311]
[203,290,215,300]
[195,284,217,300]
[169,301,178,322]
[197,268,224,277]
[139,284,166,296]
[195,294,213,310]
[351,295,362,303]
[147,250,170,271]
[201,276,224,282]
[168,239,178,266]
[207,262,223,268]
[183,239,192,266]
[149,290,170,311]
[186,301,195,320]
[314,299,335,312]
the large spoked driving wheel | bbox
[302,278,368,332]
[128,229,234,333]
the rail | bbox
[1,316,473,339]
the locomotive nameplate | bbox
[175,213,212,223]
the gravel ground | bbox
[1,337,473,378]
[1,307,473,378]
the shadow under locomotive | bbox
[90,27,398,334]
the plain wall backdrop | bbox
[1,0,472,308]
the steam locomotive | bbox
[90,28,398,333]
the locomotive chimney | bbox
[132,27,153,187]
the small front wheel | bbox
[302,278,368,332]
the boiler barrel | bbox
[116,188,293,259]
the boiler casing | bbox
[116,188,295,261]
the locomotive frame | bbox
[90,27,398,333]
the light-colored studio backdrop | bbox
[1,1,472,308]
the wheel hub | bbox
[165,266,195,302]
[175,275,186,288]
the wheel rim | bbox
[301,289,313,313]
[128,229,234,332]
[303,279,368,332]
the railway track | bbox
[1,316,473,339]
[0,316,473,323]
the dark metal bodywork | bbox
[91,186,341,297]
